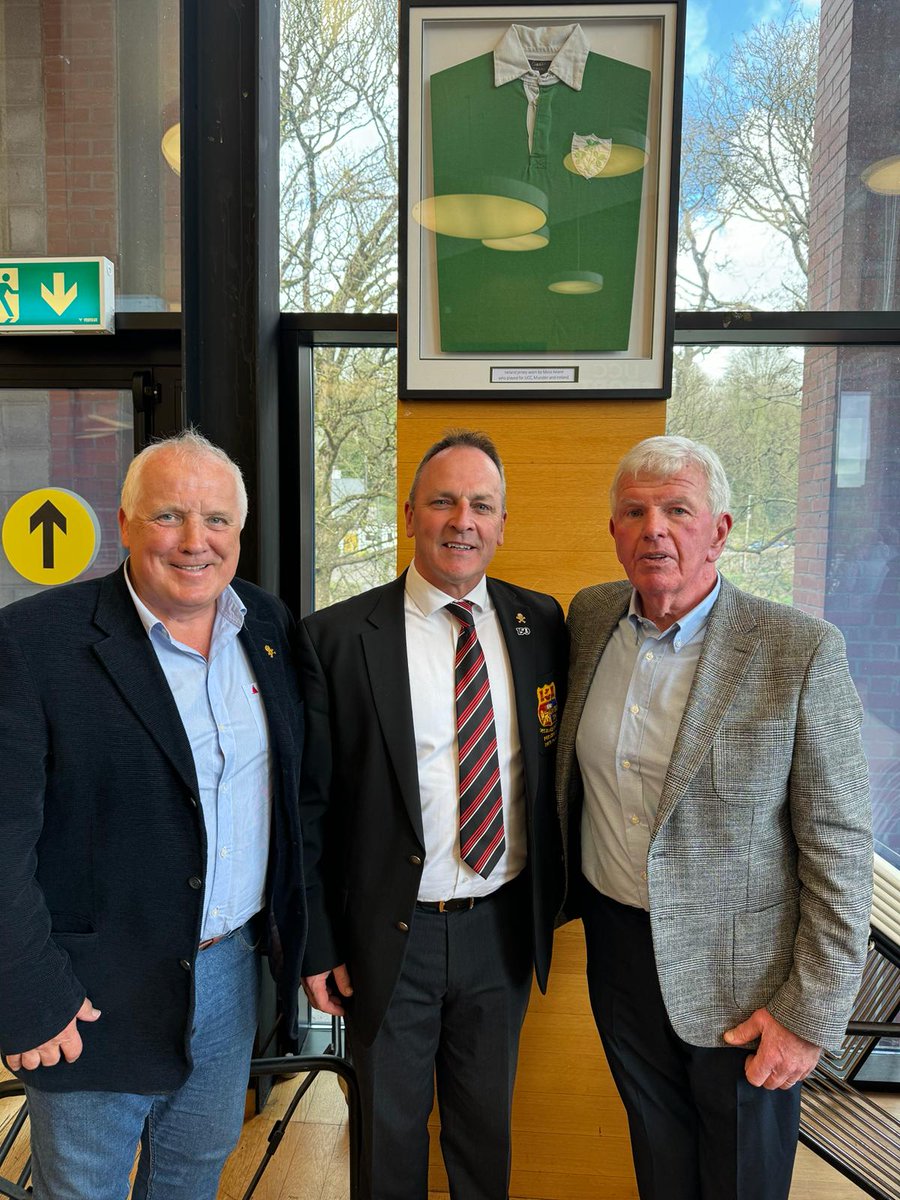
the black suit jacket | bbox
[298,572,567,1046]
[0,565,306,1093]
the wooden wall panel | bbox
[397,399,666,609]
[398,398,663,1197]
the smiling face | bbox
[610,467,732,629]
[118,449,242,628]
[404,445,507,599]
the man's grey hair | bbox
[120,429,248,528]
[408,428,507,507]
[610,435,731,517]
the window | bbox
[0,0,181,312]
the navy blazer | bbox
[298,572,568,1047]
[0,565,306,1093]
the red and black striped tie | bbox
[446,600,505,878]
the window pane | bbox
[280,0,398,314]
[0,389,132,608]
[679,0,900,314]
[312,345,397,607]
[0,0,180,313]
[668,343,900,863]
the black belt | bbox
[415,896,480,914]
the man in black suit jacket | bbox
[0,432,305,1200]
[298,430,567,1200]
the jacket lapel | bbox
[361,575,425,847]
[91,567,199,797]
[239,611,294,778]
[654,580,760,834]
[557,582,631,806]
[490,580,538,804]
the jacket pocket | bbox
[732,896,798,1012]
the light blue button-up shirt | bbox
[124,563,272,941]
[578,576,722,910]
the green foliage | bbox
[669,345,802,604]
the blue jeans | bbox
[26,922,261,1200]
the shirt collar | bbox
[493,23,589,91]
[627,573,722,652]
[405,560,491,620]
[123,558,246,642]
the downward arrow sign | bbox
[41,272,78,315]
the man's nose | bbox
[641,510,667,538]
[178,515,207,551]
[450,502,474,528]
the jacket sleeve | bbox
[0,613,86,1054]
[767,623,873,1049]
[296,618,344,975]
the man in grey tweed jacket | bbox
[557,436,872,1200]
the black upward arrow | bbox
[30,500,67,570]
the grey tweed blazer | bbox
[558,576,873,1051]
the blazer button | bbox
[396,921,409,933]
[187,794,198,808]
[179,958,192,972]
[408,855,422,867]
[188,876,202,890]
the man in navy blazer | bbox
[0,432,305,1200]
[298,430,567,1200]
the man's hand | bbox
[301,965,353,1016]
[723,1007,821,1089]
[6,997,101,1071]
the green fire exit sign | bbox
[0,257,115,334]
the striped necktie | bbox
[446,600,505,878]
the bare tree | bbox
[678,1,818,311]
[281,0,399,605]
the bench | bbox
[799,854,900,1199]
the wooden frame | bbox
[399,0,685,399]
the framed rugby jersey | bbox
[399,2,686,400]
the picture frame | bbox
[398,0,686,400]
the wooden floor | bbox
[214,1071,900,1200]
[1,1064,896,1198]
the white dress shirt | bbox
[405,562,525,900]
[578,578,721,910]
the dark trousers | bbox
[581,880,801,1200]
[346,876,533,1200]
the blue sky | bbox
[684,0,820,76]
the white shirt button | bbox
[622,760,631,770]
[644,651,654,661]
[630,704,640,715]
[220,847,229,859]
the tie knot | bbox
[446,600,475,628]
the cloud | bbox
[684,3,712,76]
[676,212,806,312]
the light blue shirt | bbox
[578,576,722,910]
[124,562,272,942]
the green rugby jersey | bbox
[428,32,651,353]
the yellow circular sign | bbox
[2,487,101,585]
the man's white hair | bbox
[120,429,248,528]
[610,435,731,516]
